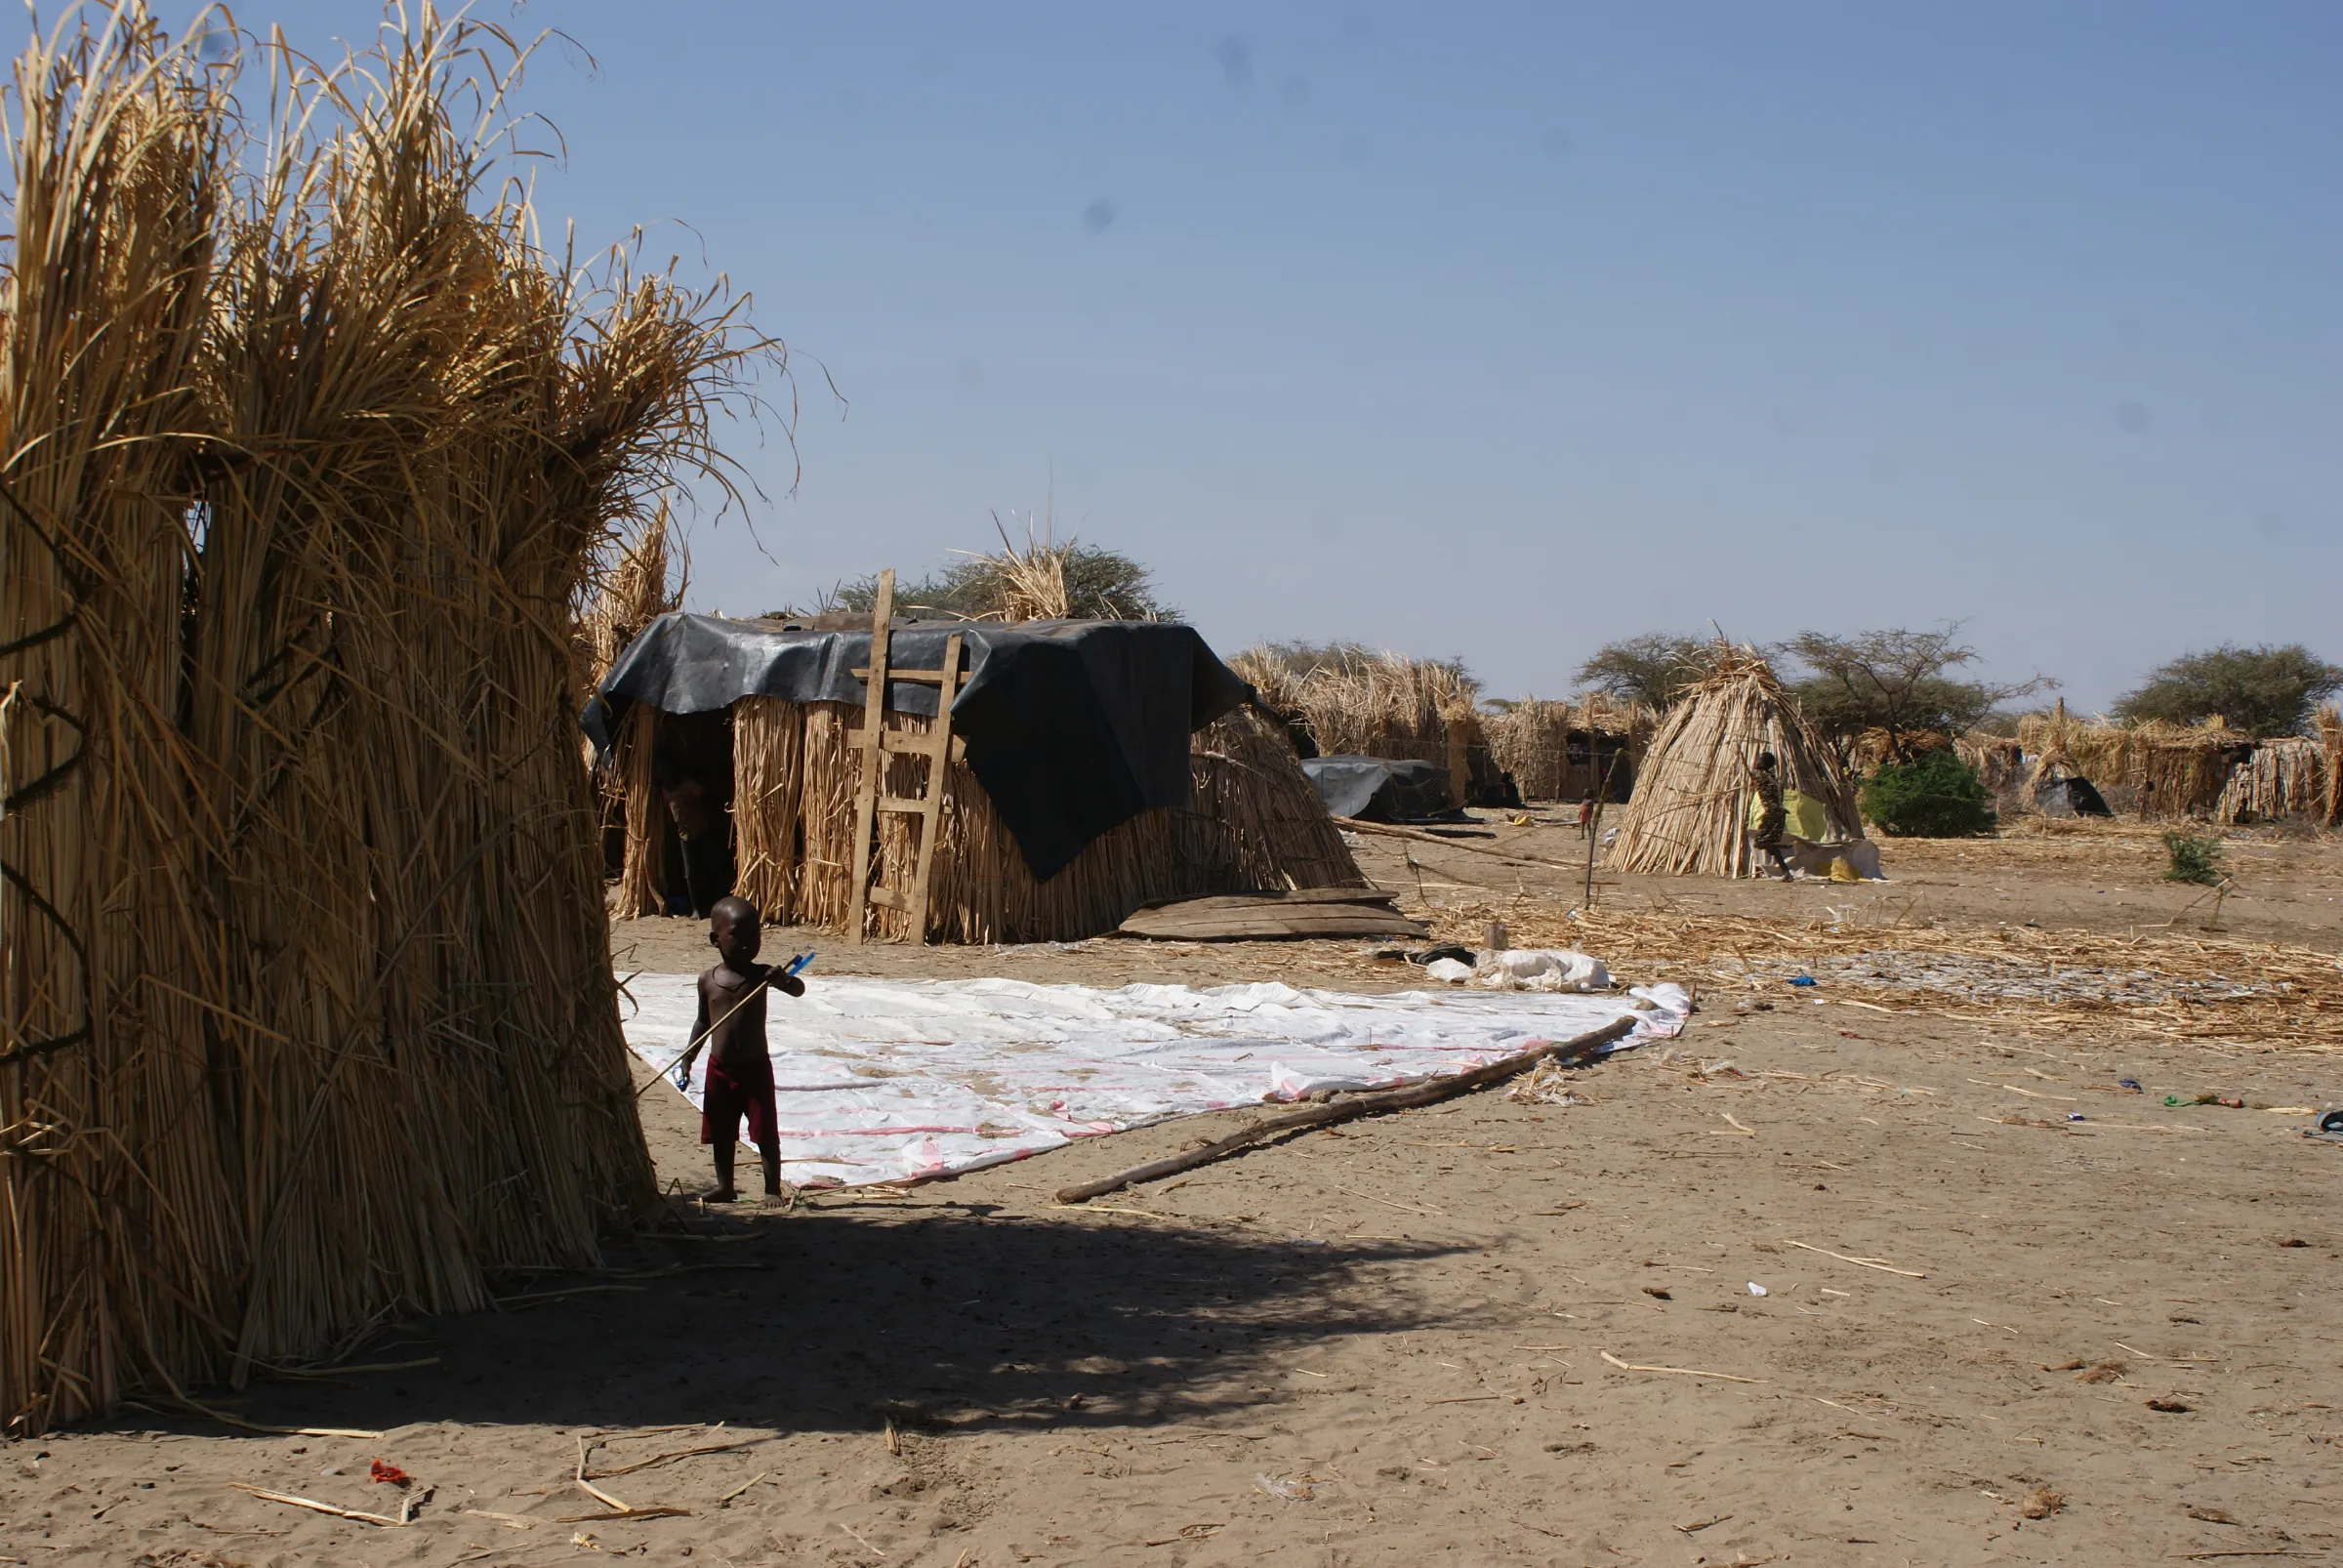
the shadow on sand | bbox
[125,1200,1472,1442]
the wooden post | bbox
[901,631,965,946]
[844,569,895,944]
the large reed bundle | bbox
[1234,644,1475,762]
[1602,647,1861,877]
[1233,642,1507,803]
[1482,696,1652,801]
[695,700,1365,943]
[0,8,761,1430]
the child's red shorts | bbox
[701,1053,779,1147]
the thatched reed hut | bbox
[592,613,1367,943]
[2016,709,2254,819]
[2214,710,2342,825]
[1604,648,1864,877]
[0,13,736,1428]
[1481,696,1653,803]
[1231,643,1511,805]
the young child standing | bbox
[672,895,803,1202]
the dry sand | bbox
[8,820,2342,1566]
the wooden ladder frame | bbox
[844,569,968,945]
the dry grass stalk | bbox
[1603,646,1860,877]
[0,6,772,1430]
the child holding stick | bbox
[672,895,804,1202]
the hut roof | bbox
[1603,646,1862,877]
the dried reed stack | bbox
[1955,732,2028,793]
[1482,695,1652,801]
[0,7,763,1430]
[1602,647,1861,877]
[2214,739,2322,824]
[711,702,1363,943]
[2016,712,2249,818]
[581,507,685,870]
[2322,705,2343,826]
[1233,643,1497,803]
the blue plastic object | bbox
[2117,1077,2142,1092]
[2066,1112,2086,1122]
[1787,975,1818,988]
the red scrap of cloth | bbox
[701,1053,780,1147]
[369,1459,411,1487]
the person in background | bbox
[1747,750,1795,882]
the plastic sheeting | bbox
[622,973,1690,1188]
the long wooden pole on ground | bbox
[1053,1014,1637,1205]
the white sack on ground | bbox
[622,975,1689,1189]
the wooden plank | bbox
[849,728,951,757]
[866,887,907,913]
[844,570,895,945]
[848,666,952,684]
[1116,899,1431,941]
[875,796,927,815]
[902,632,965,947]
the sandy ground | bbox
[9,819,2343,1567]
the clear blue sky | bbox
[281,2,2338,713]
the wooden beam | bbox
[844,570,895,945]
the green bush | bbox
[1859,751,1996,838]
[2161,831,2226,886]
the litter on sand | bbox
[1420,948,1611,991]
[624,975,1688,1187]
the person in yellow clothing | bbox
[1747,751,1795,882]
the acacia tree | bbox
[1574,632,1711,709]
[2113,644,2343,738]
[826,539,1172,622]
[1783,625,2053,762]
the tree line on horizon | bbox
[1574,630,2343,749]
[772,532,2339,753]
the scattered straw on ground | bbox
[1413,899,2343,1051]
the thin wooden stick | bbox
[1053,1015,1637,1204]
[1780,1239,1926,1278]
[230,1484,405,1527]
[1598,1350,1764,1383]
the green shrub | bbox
[1859,750,1996,838]
[2161,831,2226,886]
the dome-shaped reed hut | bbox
[1603,647,1863,877]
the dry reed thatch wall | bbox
[0,8,764,1431]
[2016,713,2251,818]
[685,700,1364,942]
[1603,649,1861,877]
[1482,696,1652,801]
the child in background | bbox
[672,895,803,1202]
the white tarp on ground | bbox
[621,974,1690,1189]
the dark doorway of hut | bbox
[844,568,968,945]
[654,709,737,917]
